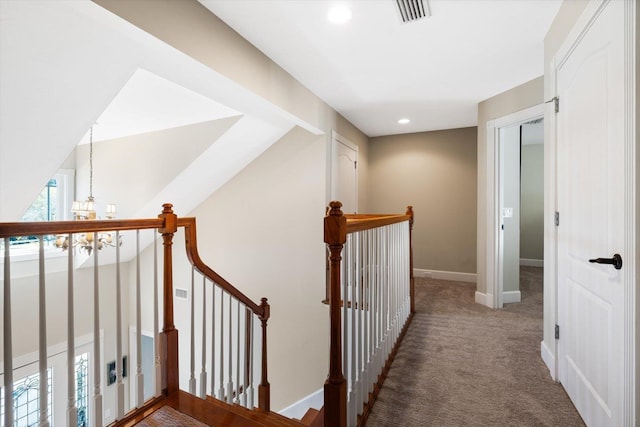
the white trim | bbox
[621,2,636,426]
[540,340,557,381]
[502,291,521,304]
[474,291,493,307]
[278,388,323,420]
[485,104,544,310]
[545,56,559,382]
[520,258,544,267]
[413,268,476,283]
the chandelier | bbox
[55,126,120,254]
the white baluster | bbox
[350,233,357,424]
[217,292,225,400]
[36,237,50,427]
[352,232,363,422]
[247,315,254,408]
[115,231,124,419]
[226,295,233,404]
[136,230,144,407]
[342,235,348,390]
[235,300,241,404]
[200,276,207,399]
[3,238,14,427]
[67,234,78,427]
[92,238,103,427]
[342,234,351,425]
[189,267,196,395]
[153,236,162,397]
[242,308,249,408]
[210,284,216,397]
[368,228,375,395]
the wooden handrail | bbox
[343,213,410,234]
[179,217,265,317]
[0,218,163,237]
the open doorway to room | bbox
[489,104,544,309]
[498,118,544,307]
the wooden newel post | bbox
[324,201,347,427]
[258,297,271,412]
[406,206,415,314]
[159,203,179,394]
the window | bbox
[0,369,53,427]
[7,169,74,251]
[0,353,89,427]
[76,353,89,427]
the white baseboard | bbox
[474,291,493,308]
[278,388,323,420]
[520,258,544,267]
[540,340,556,381]
[503,290,521,304]
[414,268,476,283]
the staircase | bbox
[0,202,413,427]
[121,391,322,427]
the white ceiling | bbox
[84,68,240,144]
[200,0,562,137]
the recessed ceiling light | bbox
[398,118,410,124]
[328,5,352,24]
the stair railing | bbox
[0,203,270,427]
[324,201,415,427]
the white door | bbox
[331,132,358,214]
[556,1,625,425]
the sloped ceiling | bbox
[0,1,316,223]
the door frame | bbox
[485,104,544,310]
[329,130,358,212]
[547,0,636,424]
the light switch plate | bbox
[503,207,513,218]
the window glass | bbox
[0,369,53,427]
[7,169,74,250]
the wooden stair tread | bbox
[299,407,324,427]
[173,391,307,427]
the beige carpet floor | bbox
[366,267,585,426]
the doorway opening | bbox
[485,103,543,309]
[497,117,544,308]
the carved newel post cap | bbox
[328,201,344,217]
[162,203,174,214]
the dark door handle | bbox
[589,254,622,270]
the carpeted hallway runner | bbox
[134,405,209,427]
[366,267,585,426]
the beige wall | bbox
[520,144,544,261]
[476,76,544,297]
[369,127,477,274]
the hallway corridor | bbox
[366,267,584,426]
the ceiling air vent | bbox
[396,0,431,23]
